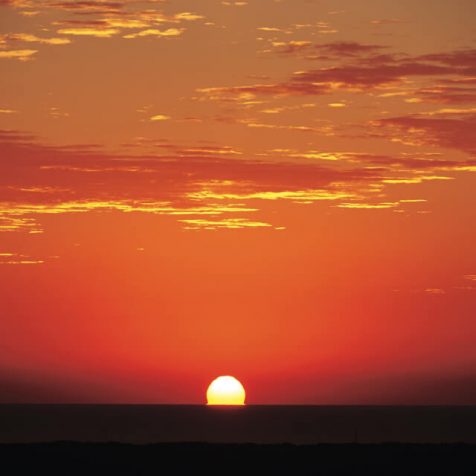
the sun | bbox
[206,376,246,405]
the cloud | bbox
[313,41,386,57]
[0,131,386,232]
[178,146,242,156]
[187,187,356,204]
[267,40,386,58]
[149,114,171,121]
[338,150,476,170]
[0,126,474,233]
[271,40,313,55]
[257,26,285,33]
[377,111,476,155]
[0,0,32,5]
[416,49,476,69]
[48,1,124,14]
[179,218,273,230]
[0,252,44,265]
[415,84,476,105]
[198,82,331,100]
[221,1,248,6]
[425,288,446,295]
[174,12,204,21]
[370,18,408,25]
[72,18,149,29]
[257,21,338,39]
[240,119,331,133]
[199,47,476,103]
[5,1,205,26]
[337,202,399,209]
[291,62,452,89]
[1,0,205,56]
[260,103,316,114]
[123,28,183,39]
[48,106,70,119]
[57,27,119,37]
[0,33,71,45]
[0,49,37,60]
[0,199,260,233]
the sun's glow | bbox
[206,376,246,405]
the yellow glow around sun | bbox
[206,376,246,405]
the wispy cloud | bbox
[149,114,171,121]
[0,33,71,45]
[0,49,37,60]
[0,130,423,233]
[1,125,474,234]
[179,218,273,230]
[0,252,44,265]
[221,1,248,7]
[376,111,476,154]
[57,27,119,37]
[1,0,206,57]
[199,47,476,102]
[123,28,183,39]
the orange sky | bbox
[1,0,475,404]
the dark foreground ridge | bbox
[1,442,475,475]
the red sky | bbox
[1,0,475,404]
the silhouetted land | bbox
[1,406,475,474]
[1,442,475,475]
[1,405,476,444]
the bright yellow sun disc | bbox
[206,376,246,405]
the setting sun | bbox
[206,376,246,406]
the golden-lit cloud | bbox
[1,6,476,236]
[0,49,37,60]
[221,1,248,6]
[257,27,285,33]
[382,176,454,184]
[425,288,446,295]
[149,114,171,121]
[241,120,330,133]
[0,252,44,265]
[0,33,71,45]
[46,1,124,14]
[100,19,150,29]
[370,18,407,25]
[174,12,205,21]
[123,28,183,39]
[0,199,261,233]
[57,27,119,37]
[48,107,70,119]
[179,218,272,230]
[0,0,206,60]
[337,202,399,209]
[2,122,474,236]
[271,40,312,55]
[187,187,356,204]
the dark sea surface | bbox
[0,405,475,444]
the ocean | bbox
[0,405,475,444]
